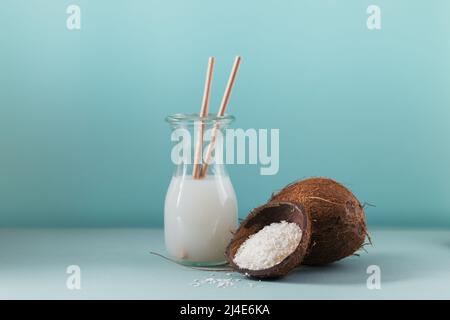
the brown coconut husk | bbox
[226,201,312,279]
[270,177,369,265]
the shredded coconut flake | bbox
[191,277,237,288]
[190,274,261,289]
[233,220,302,270]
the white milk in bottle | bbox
[164,174,238,265]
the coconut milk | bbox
[164,175,238,264]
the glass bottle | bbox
[164,113,238,266]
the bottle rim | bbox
[165,113,235,125]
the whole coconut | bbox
[270,177,369,265]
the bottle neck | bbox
[169,120,231,179]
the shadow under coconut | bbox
[278,252,427,285]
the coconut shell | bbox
[270,177,368,265]
[226,201,311,279]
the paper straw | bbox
[193,57,215,178]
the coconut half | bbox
[226,202,312,279]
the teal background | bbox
[1,0,449,227]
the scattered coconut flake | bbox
[190,274,253,289]
[233,220,302,270]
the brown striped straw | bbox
[193,57,215,178]
[200,56,241,178]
